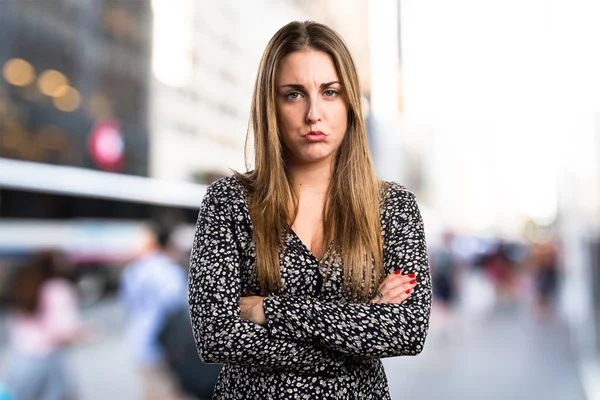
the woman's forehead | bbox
[277,50,339,86]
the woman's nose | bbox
[306,98,322,124]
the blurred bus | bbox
[0,158,206,307]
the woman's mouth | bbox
[304,131,327,142]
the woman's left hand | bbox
[371,270,418,304]
[240,296,267,326]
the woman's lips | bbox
[304,131,327,142]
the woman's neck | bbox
[287,159,333,194]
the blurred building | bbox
[0,0,151,178]
[0,0,188,305]
[0,0,158,221]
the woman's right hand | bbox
[370,270,418,304]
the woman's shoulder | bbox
[381,181,419,212]
[203,175,247,203]
[382,181,416,200]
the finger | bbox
[379,280,418,304]
[379,271,416,294]
[388,281,417,300]
[387,287,415,304]
[370,287,386,303]
[381,270,417,285]
[381,274,414,290]
[378,270,403,292]
[387,290,412,304]
[378,278,405,296]
[376,270,419,303]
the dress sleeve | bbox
[188,180,348,375]
[263,188,432,358]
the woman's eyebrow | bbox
[280,81,341,90]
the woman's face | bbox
[276,49,348,167]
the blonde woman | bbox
[189,21,432,399]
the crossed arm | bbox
[188,188,348,375]
[188,182,432,372]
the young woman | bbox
[189,21,432,399]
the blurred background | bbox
[0,0,599,399]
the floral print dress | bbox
[188,176,432,399]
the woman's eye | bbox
[324,89,339,97]
[285,92,302,100]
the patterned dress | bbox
[188,176,432,399]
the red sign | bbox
[88,120,124,171]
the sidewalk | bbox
[384,303,587,400]
[0,298,592,400]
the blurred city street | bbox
[385,305,586,400]
[1,0,600,399]
[0,297,141,400]
[0,295,586,400]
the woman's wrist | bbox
[240,296,267,326]
[254,297,267,326]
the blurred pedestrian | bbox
[189,21,432,399]
[482,240,515,305]
[430,231,459,339]
[158,307,222,400]
[431,231,458,308]
[3,250,91,400]
[531,236,560,321]
[121,225,187,400]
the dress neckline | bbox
[287,227,334,265]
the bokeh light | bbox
[2,58,35,87]
[37,69,69,97]
[53,86,81,112]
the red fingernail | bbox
[410,280,417,284]
[394,270,401,275]
[408,273,415,278]
[405,289,411,294]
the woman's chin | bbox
[296,151,335,165]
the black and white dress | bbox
[188,176,432,399]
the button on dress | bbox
[188,176,432,399]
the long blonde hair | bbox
[235,21,384,301]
